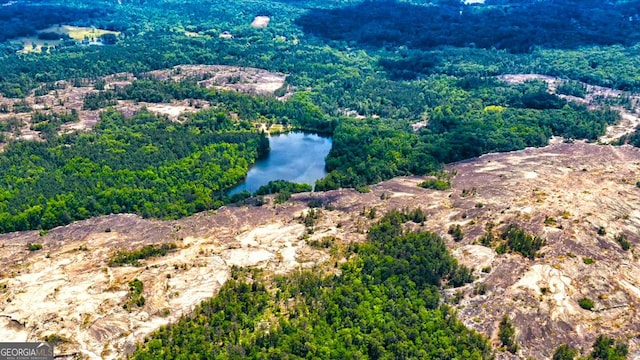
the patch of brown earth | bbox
[251,16,270,28]
[146,65,289,96]
[0,205,339,359]
[0,65,289,145]
[444,143,640,359]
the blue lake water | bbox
[228,132,332,195]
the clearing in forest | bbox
[13,25,120,53]
[251,16,270,28]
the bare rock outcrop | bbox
[1,142,640,359]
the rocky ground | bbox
[0,65,289,144]
[0,205,337,359]
[1,142,640,359]
[447,143,640,359]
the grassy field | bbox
[12,37,62,53]
[13,25,120,53]
[40,25,120,41]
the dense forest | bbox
[0,2,110,43]
[132,210,493,359]
[0,0,633,230]
[0,109,267,232]
[297,0,640,53]
[316,79,619,189]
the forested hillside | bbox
[132,210,493,359]
[0,0,636,227]
[297,0,640,52]
[0,109,267,232]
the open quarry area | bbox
[0,142,639,359]
[0,64,289,146]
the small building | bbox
[219,31,233,39]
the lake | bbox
[228,132,332,195]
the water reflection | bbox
[228,132,332,195]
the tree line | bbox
[0,109,269,233]
[132,210,492,359]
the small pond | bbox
[228,132,332,195]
